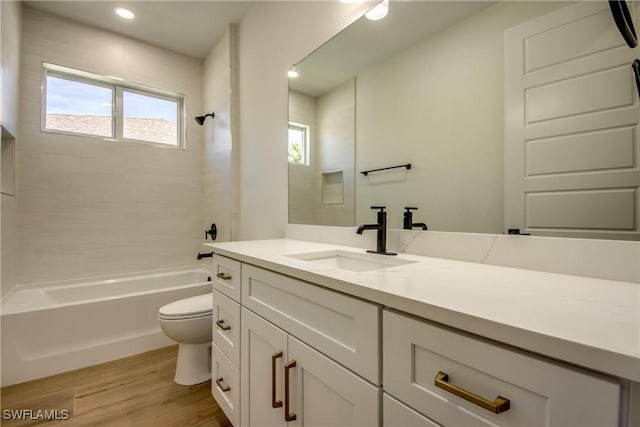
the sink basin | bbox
[285,250,416,272]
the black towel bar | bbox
[360,163,411,176]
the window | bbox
[288,122,310,165]
[43,63,183,147]
[122,90,179,146]
[45,75,113,137]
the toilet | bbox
[158,294,213,385]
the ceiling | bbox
[289,1,495,96]
[23,1,256,59]
[23,0,495,78]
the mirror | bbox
[289,0,639,240]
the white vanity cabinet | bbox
[241,308,379,427]
[207,240,632,427]
[211,254,243,426]
[212,256,381,427]
[383,309,623,427]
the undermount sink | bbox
[285,249,416,272]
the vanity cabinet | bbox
[212,257,381,426]
[383,309,622,426]
[241,308,379,426]
[209,245,629,427]
[211,254,242,426]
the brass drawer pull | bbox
[216,319,231,331]
[216,272,232,280]
[272,351,283,408]
[215,377,231,392]
[284,360,297,421]
[434,371,510,414]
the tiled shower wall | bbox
[16,8,204,285]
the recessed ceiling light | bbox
[115,7,135,20]
[365,0,389,20]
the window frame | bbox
[41,62,185,149]
[288,121,310,166]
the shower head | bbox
[195,112,215,125]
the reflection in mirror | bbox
[289,1,640,240]
[288,78,356,226]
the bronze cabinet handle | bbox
[216,272,232,280]
[272,351,283,408]
[216,319,231,331]
[434,371,510,414]
[284,360,297,421]
[215,377,231,392]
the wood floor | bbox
[0,345,232,427]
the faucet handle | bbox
[371,206,386,212]
[404,207,418,212]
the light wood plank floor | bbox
[1,345,232,427]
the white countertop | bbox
[205,239,640,382]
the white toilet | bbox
[158,294,213,385]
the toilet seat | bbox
[158,294,212,321]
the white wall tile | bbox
[203,26,235,243]
[17,8,204,284]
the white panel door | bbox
[241,308,288,427]
[287,336,379,427]
[505,1,640,240]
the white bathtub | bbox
[0,267,212,387]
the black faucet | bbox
[403,207,428,230]
[357,206,397,255]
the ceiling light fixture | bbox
[115,7,135,20]
[365,0,389,20]
[288,67,299,78]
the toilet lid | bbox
[158,294,212,319]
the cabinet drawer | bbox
[212,254,241,302]
[383,393,441,427]
[213,290,240,366]
[241,264,380,384]
[383,310,621,427]
[212,342,240,427]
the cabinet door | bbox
[287,336,379,427]
[383,393,441,427]
[241,308,288,427]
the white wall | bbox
[237,1,373,240]
[203,25,240,243]
[17,8,204,284]
[355,1,566,232]
[1,0,22,297]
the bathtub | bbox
[1,267,212,387]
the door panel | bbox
[241,308,288,427]
[505,1,640,240]
[287,336,379,427]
